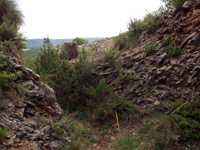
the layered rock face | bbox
[0,46,63,149]
[97,1,200,107]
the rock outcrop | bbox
[61,42,78,60]
[0,46,63,149]
[79,38,114,52]
[96,1,200,108]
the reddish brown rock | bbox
[61,42,78,60]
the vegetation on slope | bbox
[20,0,200,149]
[0,0,24,100]
[30,38,133,122]
[72,37,89,45]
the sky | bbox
[16,0,164,39]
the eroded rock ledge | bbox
[0,46,63,149]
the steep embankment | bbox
[1,1,200,150]
[96,1,200,108]
[0,46,63,149]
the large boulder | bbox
[61,42,78,60]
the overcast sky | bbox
[16,0,164,39]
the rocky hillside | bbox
[96,1,200,108]
[1,0,200,150]
[0,46,63,149]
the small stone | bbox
[6,135,16,147]
[23,120,37,129]
[111,136,115,141]
[182,1,192,9]
[30,142,39,150]
[16,102,26,108]
[7,103,15,113]
[50,141,60,148]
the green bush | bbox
[37,49,89,108]
[128,18,145,41]
[103,49,120,61]
[161,0,195,10]
[113,32,130,50]
[35,38,133,121]
[0,55,21,91]
[69,123,94,149]
[0,0,26,49]
[140,115,178,150]
[0,126,8,143]
[114,135,139,150]
[139,120,153,134]
[172,0,188,9]
[161,36,173,47]
[87,79,133,120]
[168,44,183,57]
[0,16,17,41]
[143,12,162,33]
[114,8,163,50]
[35,45,95,111]
[171,99,200,140]
[129,11,162,36]
[171,0,196,10]
[0,0,23,27]
[145,41,156,56]
[72,37,89,45]
[54,125,64,136]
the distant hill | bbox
[26,38,101,49]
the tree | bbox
[0,0,23,27]
[0,0,25,49]
[72,37,89,45]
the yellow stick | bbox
[170,101,188,115]
[115,111,121,137]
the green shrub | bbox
[70,123,94,149]
[0,16,17,41]
[140,115,178,150]
[114,8,162,50]
[35,38,133,122]
[161,36,173,47]
[0,126,8,143]
[0,0,23,27]
[139,120,153,134]
[113,32,130,50]
[128,18,145,41]
[72,37,89,45]
[114,135,139,150]
[145,41,156,56]
[168,44,183,57]
[172,0,188,9]
[54,125,64,136]
[103,49,120,61]
[0,0,26,49]
[143,12,162,33]
[129,12,162,37]
[88,79,133,120]
[162,0,195,10]
[171,99,200,140]
[0,55,21,91]
[35,44,95,111]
